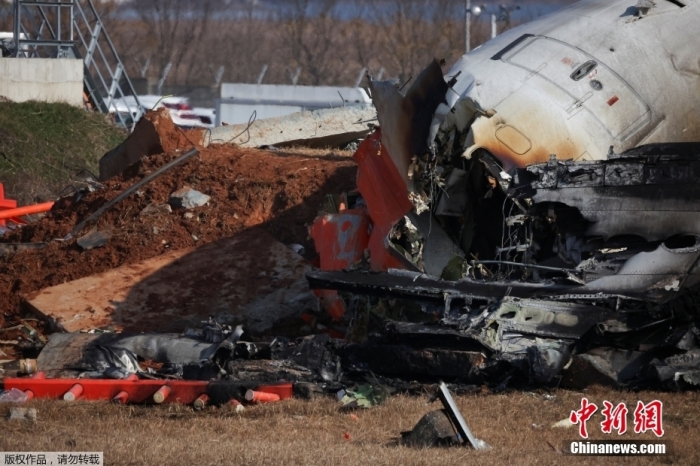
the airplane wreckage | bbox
[307,0,700,390]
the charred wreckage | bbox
[307,0,700,391]
[5,0,700,400]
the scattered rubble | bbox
[0,108,357,343]
[303,60,700,391]
[168,187,210,209]
[2,3,700,439]
[7,407,37,421]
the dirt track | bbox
[0,113,357,338]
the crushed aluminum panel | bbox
[368,59,448,189]
[486,297,612,340]
[202,104,375,149]
[440,0,700,166]
[306,269,573,302]
[580,243,700,299]
[25,228,315,334]
[523,154,700,241]
[407,211,465,278]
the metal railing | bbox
[12,0,143,131]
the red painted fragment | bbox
[309,210,370,270]
[353,130,413,271]
[607,95,619,106]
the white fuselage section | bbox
[441,0,700,168]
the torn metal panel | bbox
[578,242,700,299]
[483,298,612,341]
[25,229,316,334]
[305,269,573,303]
[342,343,485,379]
[406,211,465,278]
[352,131,414,272]
[521,153,700,241]
[368,59,448,191]
[98,109,165,181]
[202,105,375,149]
[439,0,700,167]
[435,382,490,450]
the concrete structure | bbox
[217,83,372,126]
[204,104,376,149]
[0,58,83,106]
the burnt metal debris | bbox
[304,50,700,391]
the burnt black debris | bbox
[306,68,700,390]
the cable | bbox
[208,110,257,146]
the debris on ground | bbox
[7,406,36,421]
[338,383,390,409]
[76,229,112,250]
[168,187,210,210]
[0,388,28,403]
[402,383,489,449]
[401,410,460,448]
[0,107,357,353]
[303,59,700,391]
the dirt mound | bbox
[0,115,357,338]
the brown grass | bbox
[1,386,698,465]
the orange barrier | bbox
[193,394,209,410]
[23,372,46,400]
[245,390,280,403]
[153,385,171,404]
[63,383,84,401]
[0,202,54,221]
[5,378,208,405]
[112,391,129,404]
[0,183,17,227]
[256,383,293,400]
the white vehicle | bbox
[111,95,215,129]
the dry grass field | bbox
[1,385,698,465]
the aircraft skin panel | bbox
[440,0,700,165]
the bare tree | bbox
[130,0,220,85]
[278,0,343,85]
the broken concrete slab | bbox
[24,228,316,334]
[98,110,164,181]
[168,187,210,209]
[202,105,375,149]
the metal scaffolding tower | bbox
[12,0,143,131]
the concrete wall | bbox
[0,58,83,106]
